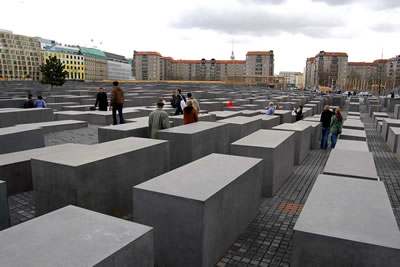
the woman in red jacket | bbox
[183,100,198,124]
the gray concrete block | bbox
[169,113,216,127]
[375,117,385,128]
[240,110,261,117]
[133,153,263,267]
[340,128,367,141]
[0,205,154,266]
[292,174,400,267]
[323,149,379,180]
[377,121,383,133]
[0,180,9,230]
[32,138,169,216]
[0,98,25,109]
[209,111,242,120]
[223,106,246,112]
[231,130,295,196]
[349,102,360,112]
[98,121,149,142]
[348,111,360,117]
[381,118,400,141]
[394,104,400,119]
[387,127,400,153]
[272,123,312,165]
[253,115,281,129]
[240,104,260,110]
[372,112,388,122]
[54,111,89,122]
[17,120,88,134]
[295,120,322,149]
[388,98,400,112]
[335,139,369,152]
[369,105,378,116]
[86,109,142,125]
[343,119,364,130]
[0,125,44,155]
[200,102,224,112]
[350,96,359,102]
[274,110,292,124]
[157,121,229,170]
[0,108,54,128]
[0,144,86,195]
[217,116,262,143]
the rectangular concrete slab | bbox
[133,153,263,267]
[0,205,154,267]
[0,180,9,230]
[343,119,364,130]
[295,120,322,149]
[292,174,400,267]
[231,130,295,196]
[0,143,86,195]
[387,127,400,153]
[32,137,169,216]
[0,125,45,154]
[217,116,262,144]
[157,121,229,170]
[253,115,281,129]
[335,139,369,152]
[381,118,400,141]
[340,128,367,141]
[272,123,312,165]
[323,149,379,180]
[274,110,292,124]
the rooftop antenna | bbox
[230,36,235,60]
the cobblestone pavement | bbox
[7,101,400,267]
[44,124,99,146]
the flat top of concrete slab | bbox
[389,127,400,134]
[240,110,260,115]
[341,128,367,138]
[294,175,400,249]
[54,111,89,115]
[134,153,262,202]
[295,120,321,127]
[272,123,311,132]
[218,116,261,124]
[0,125,42,135]
[99,121,145,131]
[343,119,364,128]
[0,108,52,113]
[274,110,292,115]
[17,120,87,128]
[253,114,280,121]
[158,121,225,134]
[0,205,152,267]
[335,139,369,152]
[209,111,243,117]
[0,144,86,166]
[348,112,360,116]
[372,112,388,116]
[303,117,321,122]
[323,149,378,180]
[232,129,295,149]
[383,118,400,124]
[32,137,167,166]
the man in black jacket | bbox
[320,105,334,149]
[94,88,108,111]
[174,88,186,115]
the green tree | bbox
[40,56,68,89]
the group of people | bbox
[148,89,201,139]
[320,105,343,149]
[24,94,47,108]
[94,81,125,125]
[266,102,303,121]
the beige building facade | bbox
[0,30,41,80]
[132,50,273,81]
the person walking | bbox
[110,81,125,125]
[170,90,177,108]
[24,94,34,108]
[34,96,47,108]
[294,105,303,121]
[187,92,200,112]
[183,100,198,125]
[226,100,235,107]
[174,88,186,115]
[330,108,343,149]
[266,102,275,115]
[320,105,334,149]
[94,87,108,111]
[148,99,170,139]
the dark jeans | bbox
[321,127,330,149]
[174,107,182,115]
[330,133,338,149]
[112,104,124,125]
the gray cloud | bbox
[370,23,400,33]
[171,8,344,38]
[312,0,400,9]
[239,0,287,4]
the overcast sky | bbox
[1,0,399,74]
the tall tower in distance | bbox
[230,37,235,60]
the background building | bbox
[279,71,303,88]
[105,52,133,80]
[80,47,108,81]
[41,45,85,80]
[245,51,274,76]
[0,30,41,80]
[132,50,273,81]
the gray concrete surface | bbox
[0,180,9,230]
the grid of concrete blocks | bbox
[0,80,399,266]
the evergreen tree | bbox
[40,56,68,89]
